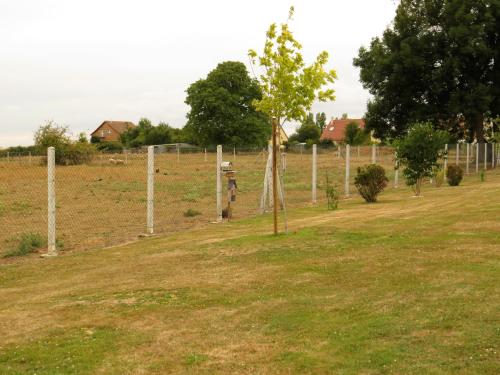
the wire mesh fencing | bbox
[0,142,497,259]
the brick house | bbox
[320,118,366,143]
[90,121,135,142]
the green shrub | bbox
[95,141,123,152]
[3,232,45,258]
[183,208,201,217]
[354,164,388,203]
[325,173,339,210]
[395,122,449,196]
[56,142,95,165]
[34,121,96,165]
[434,168,445,187]
[446,165,463,186]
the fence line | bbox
[1,142,497,258]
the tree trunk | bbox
[414,178,422,197]
[473,113,485,143]
[468,113,486,163]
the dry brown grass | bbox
[0,147,399,258]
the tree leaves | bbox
[354,0,500,141]
[184,61,270,147]
[249,7,337,124]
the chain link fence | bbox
[1,143,498,258]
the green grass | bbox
[3,232,45,258]
[0,173,499,373]
[0,328,142,375]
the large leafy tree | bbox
[354,0,500,142]
[184,61,270,147]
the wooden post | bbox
[345,144,350,197]
[394,152,399,188]
[272,118,278,235]
[466,143,470,174]
[371,144,376,164]
[147,146,154,234]
[46,147,57,256]
[456,143,459,166]
[216,145,222,222]
[312,144,317,203]
[177,144,180,163]
[357,146,360,158]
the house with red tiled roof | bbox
[320,118,366,143]
[91,121,135,142]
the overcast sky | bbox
[0,0,397,147]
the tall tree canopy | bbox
[354,0,500,142]
[248,7,337,125]
[121,118,174,148]
[184,61,270,147]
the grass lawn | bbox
[0,171,499,374]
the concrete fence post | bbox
[484,143,488,170]
[466,143,470,174]
[456,143,459,166]
[216,145,222,222]
[372,144,376,164]
[475,144,479,173]
[204,148,207,162]
[147,146,154,235]
[491,143,495,169]
[444,144,448,171]
[312,144,317,203]
[345,144,350,197]
[46,147,57,256]
[177,144,180,163]
[233,147,236,161]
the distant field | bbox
[0,147,398,257]
[0,169,498,374]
